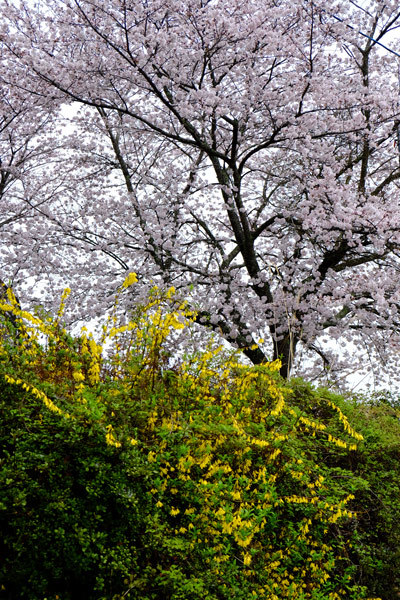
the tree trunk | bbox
[242,330,298,379]
[273,333,298,379]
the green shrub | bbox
[0,376,149,600]
[0,278,391,599]
[288,380,400,600]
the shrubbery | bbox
[0,278,399,599]
[286,381,400,600]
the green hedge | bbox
[0,283,399,599]
[288,380,400,600]
[0,376,151,599]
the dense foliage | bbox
[287,381,400,600]
[325,391,400,599]
[0,280,399,599]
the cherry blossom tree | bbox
[2,0,400,381]
[0,36,73,304]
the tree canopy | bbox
[1,0,400,380]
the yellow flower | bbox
[243,553,252,566]
[148,451,157,463]
[73,371,85,383]
[122,272,138,288]
[105,424,122,448]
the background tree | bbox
[2,0,400,381]
[0,39,72,305]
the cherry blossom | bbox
[1,0,400,381]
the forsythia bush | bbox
[0,277,394,599]
[288,383,400,600]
